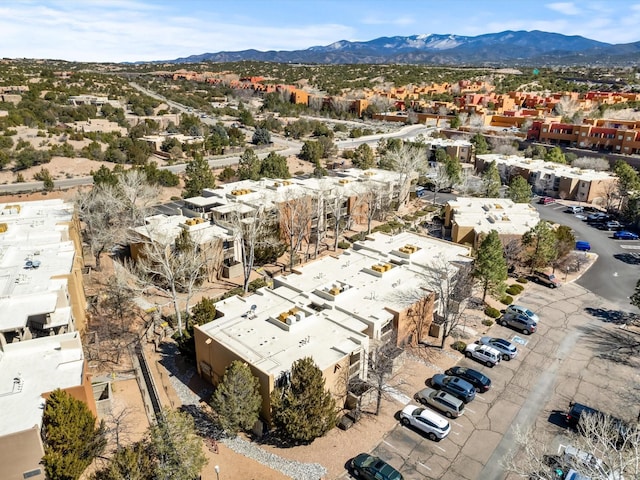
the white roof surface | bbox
[448,197,540,236]
[0,332,85,436]
[0,199,76,332]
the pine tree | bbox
[210,361,262,436]
[149,409,207,480]
[522,221,557,273]
[271,357,337,444]
[237,148,261,180]
[471,133,489,155]
[482,161,501,197]
[183,154,216,198]
[92,442,155,480]
[473,230,508,302]
[42,389,107,480]
[631,279,640,310]
[508,175,532,203]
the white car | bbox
[479,337,518,361]
[505,305,539,324]
[464,343,501,367]
[399,405,451,441]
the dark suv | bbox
[566,402,630,447]
[444,366,492,393]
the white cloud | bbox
[546,2,582,15]
[361,15,416,26]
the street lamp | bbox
[214,465,220,480]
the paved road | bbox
[534,200,640,310]
[344,281,630,480]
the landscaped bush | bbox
[506,285,523,296]
[451,340,467,352]
[484,306,501,318]
[516,277,528,284]
[500,295,514,305]
[482,319,494,326]
[337,241,351,249]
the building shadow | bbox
[584,307,640,326]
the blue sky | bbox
[1,0,640,62]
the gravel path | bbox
[162,345,327,480]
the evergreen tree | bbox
[183,154,216,198]
[271,357,337,444]
[544,146,566,164]
[259,151,290,178]
[631,279,640,311]
[554,224,576,260]
[42,389,107,480]
[481,160,501,197]
[92,442,155,480]
[444,155,462,187]
[508,175,532,203]
[210,361,262,436]
[237,148,261,181]
[474,230,508,301]
[471,133,489,155]
[614,160,640,197]
[299,140,322,163]
[91,165,119,187]
[148,409,207,480]
[351,143,376,169]
[252,127,271,145]
[522,221,557,273]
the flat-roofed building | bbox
[194,287,370,422]
[194,232,472,422]
[0,199,86,344]
[444,197,540,248]
[476,154,618,204]
[0,332,96,480]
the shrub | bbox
[482,319,494,326]
[337,241,351,249]
[500,295,514,305]
[484,306,501,318]
[506,285,522,296]
[516,277,528,283]
[451,340,467,352]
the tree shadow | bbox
[613,253,640,265]
[584,307,640,326]
[179,403,225,440]
[156,341,213,403]
[577,323,640,368]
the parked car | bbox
[399,405,451,441]
[566,206,584,214]
[444,366,492,393]
[499,312,537,335]
[505,305,539,324]
[415,387,465,418]
[431,374,476,403]
[532,270,560,288]
[603,220,623,231]
[538,196,555,205]
[560,445,621,480]
[574,213,587,221]
[478,336,518,361]
[613,230,639,240]
[566,401,630,447]
[351,453,404,480]
[464,343,502,367]
[586,212,610,223]
[575,241,591,251]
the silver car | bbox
[415,387,465,418]
[505,304,539,324]
[479,336,518,361]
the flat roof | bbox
[447,197,540,236]
[199,287,368,377]
[131,214,232,245]
[0,199,76,332]
[0,332,85,436]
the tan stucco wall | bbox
[0,427,45,480]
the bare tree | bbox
[381,144,425,207]
[423,258,475,348]
[279,191,314,271]
[132,228,208,336]
[572,157,611,171]
[365,339,405,416]
[554,95,581,119]
[469,113,485,131]
[602,179,621,213]
[357,181,391,235]
[229,201,270,293]
[503,238,524,275]
[326,186,350,250]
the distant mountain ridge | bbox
[164,30,640,66]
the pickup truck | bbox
[464,343,501,367]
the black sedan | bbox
[444,366,492,393]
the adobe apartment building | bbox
[528,118,640,155]
[476,154,618,204]
[444,197,540,248]
[0,332,96,480]
[0,199,87,344]
[194,232,472,422]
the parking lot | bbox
[344,279,637,480]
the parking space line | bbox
[451,420,464,427]
[473,395,487,402]
[417,461,431,471]
[382,440,400,452]
[433,444,447,453]
[465,407,475,413]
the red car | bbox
[538,196,555,205]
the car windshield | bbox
[525,309,534,316]
[493,339,510,347]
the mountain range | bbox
[166,30,640,66]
